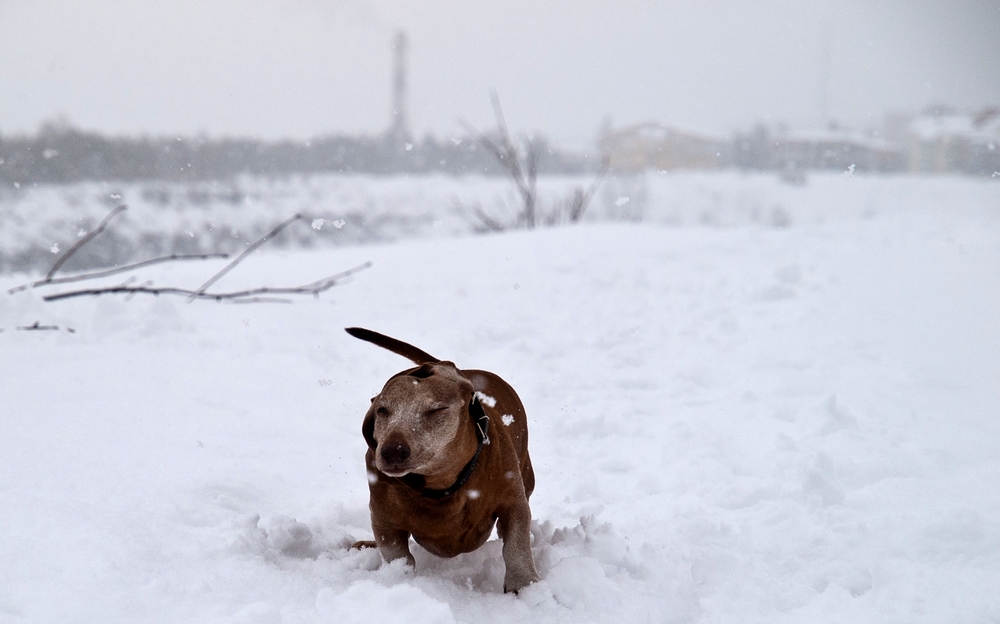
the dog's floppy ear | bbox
[362,412,377,450]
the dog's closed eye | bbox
[424,405,448,419]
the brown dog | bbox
[346,327,540,593]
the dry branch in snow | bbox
[9,205,371,304]
[190,213,304,300]
[42,262,372,303]
[15,321,75,333]
[8,253,230,294]
[45,204,127,280]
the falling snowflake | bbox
[475,391,497,407]
[405,143,413,151]
[50,243,60,254]
[502,414,515,426]
[311,218,325,230]
[332,219,346,229]
[615,196,630,206]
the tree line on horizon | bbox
[0,121,595,185]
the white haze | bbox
[1,0,998,144]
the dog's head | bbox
[363,361,476,478]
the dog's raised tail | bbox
[345,327,440,364]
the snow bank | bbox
[1,174,998,623]
[2,171,996,274]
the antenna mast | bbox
[388,31,411,146]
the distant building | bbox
[599,122,727,172]
[600,121,905,175]
[905,106,1000,175]
[770,127,903,173]
[600,107,1000,177]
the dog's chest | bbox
[384,483,498,553]
[409,504,497,557]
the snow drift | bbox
[1,172,998,623]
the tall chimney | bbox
[388,30,410,146]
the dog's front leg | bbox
[497,502,541,593]
[373,524,414,567]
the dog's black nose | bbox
[380,440,411,466]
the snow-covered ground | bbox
[2,173,999,623]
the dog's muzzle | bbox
[379,439,411,472]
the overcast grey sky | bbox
[1,0,998,145]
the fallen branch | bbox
[46,204,127,280]
[43,261,372,303]
[231,297,295,304]
[11,205,370,305]
[9,253,230,294]
[16,321,76,333]
[190,213,303,300]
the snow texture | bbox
[1,172,999,623]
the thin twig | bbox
[489,91,513,148]
[191,213,303,300]
[231,297,294,304]
[45,286,216,301]
[525,138,538,228]
[472,205,506,232]
[570,156,610,222]
[461,119,508,170]
[46,205,127,281]
[490,92,537,218]
[123,279,153,302]
[8,253,230,294]
[294,262,373,290]
[43,261,373,303]
[17,321,60,331]
[464,93,538,228]
[450,197,506,232]
[15,321,74,332]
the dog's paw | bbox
[503,570,543,595]
[349,540,377,550]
